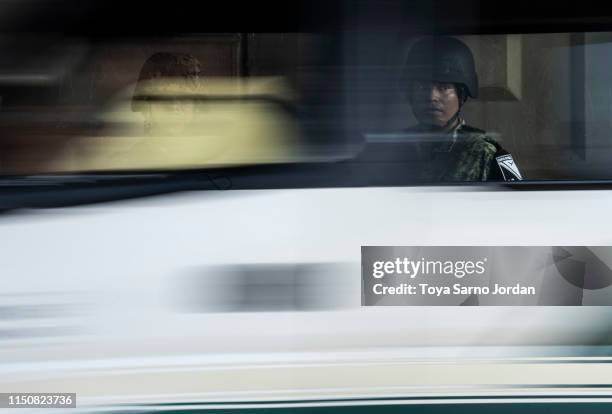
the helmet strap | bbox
[440,110,462,131]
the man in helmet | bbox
[404,36,523,182]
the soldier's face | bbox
[410,80,460,128]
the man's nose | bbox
[428,86,441,101]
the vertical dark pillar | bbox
[570,32,586,160]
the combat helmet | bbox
[403,36,478,100]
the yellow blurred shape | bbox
[51,77,301,173]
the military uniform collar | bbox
[432,118,465,153]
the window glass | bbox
[1,30,612,186]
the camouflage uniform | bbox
[412,120,523,182]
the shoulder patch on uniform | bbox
[495,153,522,181]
